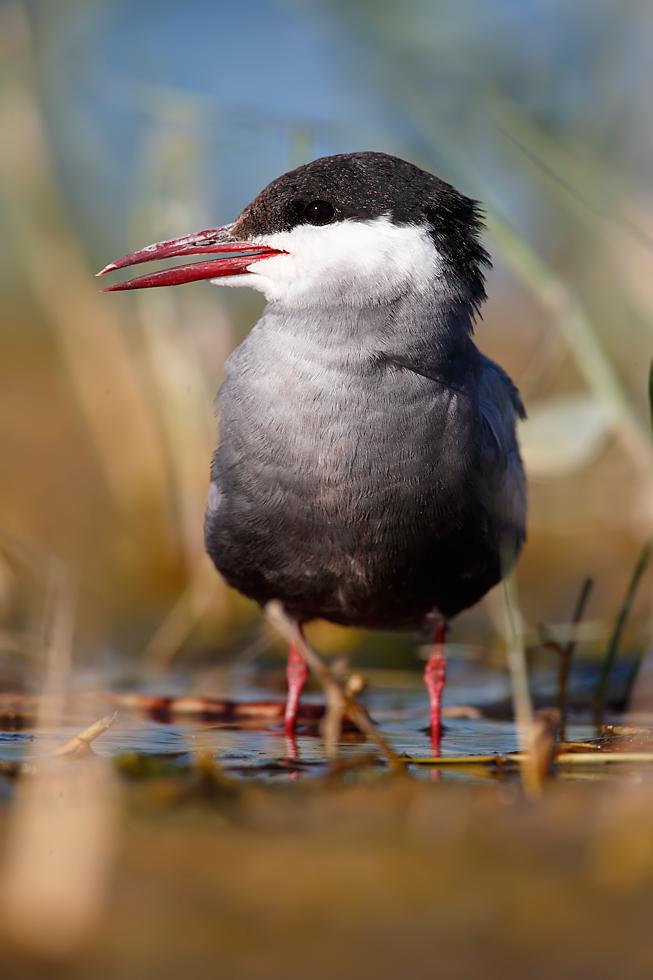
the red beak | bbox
[96,224,285,291]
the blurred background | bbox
[1,0,652,677]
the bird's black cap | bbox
[233,151,490,313]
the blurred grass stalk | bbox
[398,91,653,484]
[130,107,237,649]
[0,4,232,642]
[330,4,653,490]
[499,572,562,797]
[500,572,533,740]
[0,7,171,526]
[0,546,119,961]
[128,114,232,570]
[488,212,653,478]
[594,541,652,724]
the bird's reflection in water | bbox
[284,732,301,781]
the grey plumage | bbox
[205,285,525,630]
[100,151,527,641]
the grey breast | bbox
[204,306,525,628]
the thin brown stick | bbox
[265,602,402,769]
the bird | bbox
[98,151,526,751]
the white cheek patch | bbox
[212,216,442,307]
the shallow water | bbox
[0,664,601,784]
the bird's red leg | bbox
[424,620,448,754]
[284,632,308,734]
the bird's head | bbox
[99,152,489,314]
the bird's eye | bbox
[303,200,335,226]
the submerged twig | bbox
[52,714,117,758]
[1,715,117,774]
[265,602,402,769]
[522,708,560,797]
[593,542,651,726]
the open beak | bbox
[96,224,286,291]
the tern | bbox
[99,151,526,750]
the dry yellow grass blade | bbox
[0,491,120,959]
[0,756,119,960]
[144,556,228,667]
[409,755,509,767]
[410,751,653,768]
[555,752,653,765]
[52,713,117,758]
